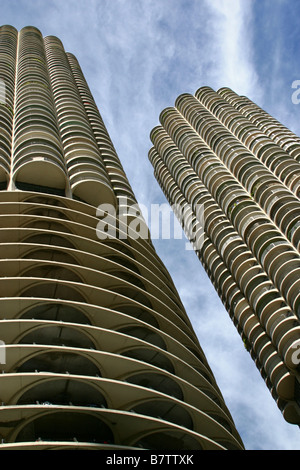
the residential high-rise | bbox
[0,26,244,450]
[149,86,300,425]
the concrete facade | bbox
[0,26,244,450]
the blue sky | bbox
[1,0,300,450]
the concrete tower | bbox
[0,26,244,450]
[149,86,300,426]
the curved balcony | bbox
[12,155,67,192]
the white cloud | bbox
[202,0,262,99]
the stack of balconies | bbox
[12,26,67,193]
[0,190,244,450]
[0,25,137,210]
[43,35,115,207]
[149,87,300,425]
[0,25,17,188]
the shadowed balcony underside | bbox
[0,188,244,450]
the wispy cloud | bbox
[202,0,262,98]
